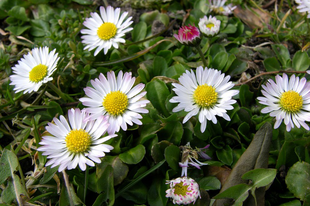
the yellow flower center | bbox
[174,182,189,196]
[97,22,117,40]
[65,129,92,153]
[103,91,128,116]
[219,7,225,12]
[279,90,303,113]
[206,23,214,29]
[29,64,48,83]
[193,84,218,108]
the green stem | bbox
[47,82,74,102]
[83,166,89,203]
[195,45,208,68]
[31,85,47,105]
[14,128,31,155]
[115,160,166,198]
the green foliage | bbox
[1,0,310,205]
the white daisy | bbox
[209,0,236,15]
[166,177,201,205]
[257,74,310,131]
[295,0,310,18]
[170,66,239,133]
[37,108,116,172]
[9,46,59,94]
[80,6,133,56]
[79,71,150,134]
[198,15,221,36]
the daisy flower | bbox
[166,177,201,205]
[173,25,201,45]
[170,66,239,133]
[37,108,116,172]
[81,6,133,56]
[295,0,310,18]
[9,46,59,94]
[79,71,150,134]
[257,74,310,131]
[209,0,236,15]
[198,15,221,36]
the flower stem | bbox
[63,170,75,206]
[196,45,208,68]
[47,82,74,102]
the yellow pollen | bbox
[279,90,303,113]
[65,129,92,153]
[174,182,189,196]
[103,91,128,116]
[97,22,117,40]
[29,64,48,83]
[206,23,214,29]
[193,84,218,108]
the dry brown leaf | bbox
[233,5,270,29]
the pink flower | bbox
[173,25,200,45]
[166,177,201,205]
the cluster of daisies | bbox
[8,1,310,205]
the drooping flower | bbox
[37,108,116,172]
[170,66,239,133]
[79,71,149,134]
[80,6,133,56]
[208,0,236,15]
[198,15,221,36]
[166,177,201,205]
[295,0,310,18]
[9,47,59,94]
[179,142,211,177]
[257,74,310,131]
[173,25,201,45]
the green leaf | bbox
[7,6,28,21]
[132,21,147,42]
[158,114,183,144]
[47,101,63,118]
[213,184,251,206]
[121,182,147,204]
[30,19,50,37]
[5,25,30,36]
[199,176,221,190]
[264,57,281,71]
[279,200,302,206]
[1,174,27,204]
[226,59,247,76]
[39,166,58,184]
[222,24,237,34]
[165,64,186,79]
[146,79,170,117]
[271,44,290,67]
[147,178,168,206]
[216,145,233,166]
[285,161,310,201]
[292,51,310,71]
[164,145,180,171]
[0,149,19,184]
[119,144,146,164]
[71,0,92,5]
[211,51,228,70]
[151,140,171,163]
[153,56,167,76]
[242,168,277,188]
[239,84,254,107]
